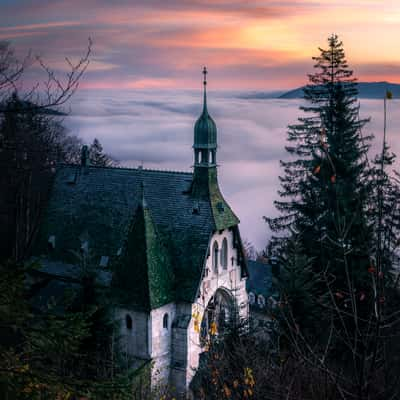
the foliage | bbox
[89,137,118,167]
[0,93,82,262]
[262,34,400,399]
[266,35,383,331]
[276,236,323,336]
[0,259,90,398]
[0,39,91,110]
[192,322,261,399]
[0,257,153,399]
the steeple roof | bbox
[194,67,217,149]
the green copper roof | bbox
[192,167,239,231]
[194,68,217,150]
[113,197,174,310]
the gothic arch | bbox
[199,287,236,347]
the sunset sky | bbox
[1,0,400,90]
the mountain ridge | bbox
[279,81,400,99]
[238,82,400,100]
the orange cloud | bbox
[1,0,400,90]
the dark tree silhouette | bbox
[89,137,118,167]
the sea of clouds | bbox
[65,90,400,251]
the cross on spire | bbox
[203,66,207,87]
[202,66,208,114]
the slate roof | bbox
[33,163,240,308]
[246,260,273,300]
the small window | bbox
[126,314,132,330]
[99,256,109,267]
[163,313,169,329]
[248,292,255,305]
[221,238,228,269]
[257,295,266,308]
[48,235,56,250]
[212,241,219,273]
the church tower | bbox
[191,67,239,230]
[193,66,217,169]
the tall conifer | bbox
[267,35,374,329]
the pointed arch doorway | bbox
[200,288,236,347]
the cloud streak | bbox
[1,1,399,90]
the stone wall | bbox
[171,303,192,395]
[115,308,150,365]
[149,302,176,388]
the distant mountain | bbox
[236,91,285,100]
[279,82,400,99]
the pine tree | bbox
[267,35,375,329]
[277,236,322,336]
[89,137,117,167]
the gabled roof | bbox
[33,164,239,306]
[113,199,175,310]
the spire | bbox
[194,66,217,167]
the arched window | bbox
[220,238,228,269]
[201,150,207,163]
[126,314,132,330]
[257,295,266,308]
[248,292,255,305]
[212,241,219,272]
[163,313,169,329]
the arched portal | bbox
[200,288,235,347]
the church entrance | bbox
[200,288,235,347]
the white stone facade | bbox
[186,228,248,388]
[117,227,248,396]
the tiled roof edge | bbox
[56,162,193,175]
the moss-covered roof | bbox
[192,167,239,231]
[33,163,239,308]
[113,199,175,310]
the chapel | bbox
[31,68,249,394]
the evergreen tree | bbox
[276,236,322,335]
[0,259,92,398]
[89,137,117,167]
[267,35,375,330]
[0,93,82,262]
[0,258,150,399]
[370,144,400,276]
[264,36,400,398]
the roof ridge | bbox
[57,162,193,175]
